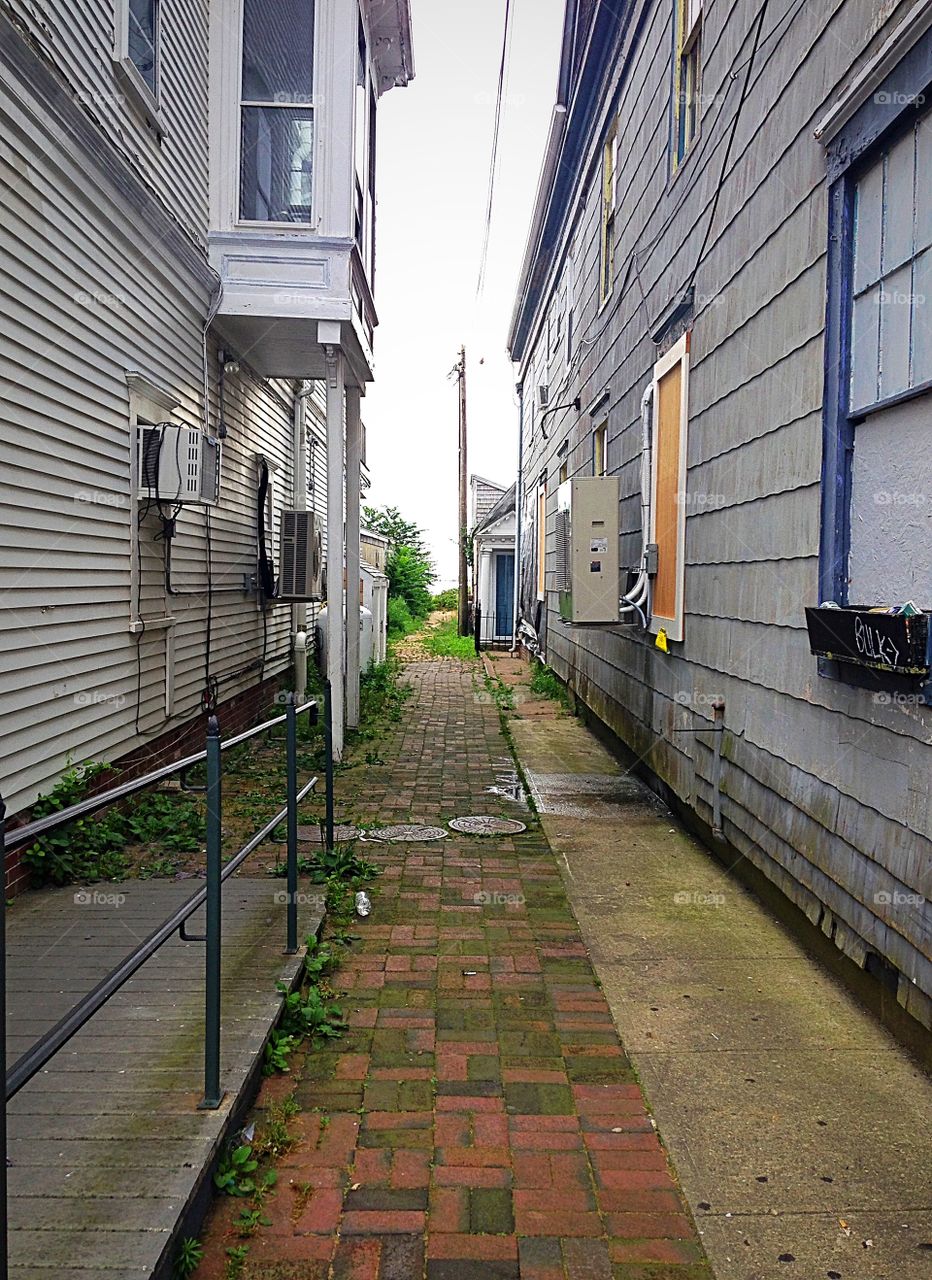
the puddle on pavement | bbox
[485,761,528,807]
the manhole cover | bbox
[448,816,527,836]
[297,824,359,844]
[364,824,448,842]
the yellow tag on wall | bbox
[655,628,669,653]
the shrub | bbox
[431,588,458,611]
[387,544,433,619]
[387,596,416,637]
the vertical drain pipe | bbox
[511,381,524,651]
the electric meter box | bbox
[556,477,620,623]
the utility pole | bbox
[456,345,469,637]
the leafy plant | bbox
[300,986,347,1040]
[387,595,417,638]
[22,762,127,885]
[232,1206,269,1238]
[173,1236,203,1279]
[311,842,379,884]
[529,659,572,709]
[22,763,204,886]
[303,936,338,981]
[263,1028,298,1076]
[214,1144,259,1197]
[431,587,459,610]
[224,1245,249,1279]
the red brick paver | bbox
[198,658,711,1280]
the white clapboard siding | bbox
[0,45,305,816]
[3,0,209,247]
[514,0,932,1024]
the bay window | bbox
[239,0,316,223]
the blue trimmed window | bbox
[820,32,932,664]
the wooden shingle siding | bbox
[514,0,932,1028]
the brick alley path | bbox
[202,658,711,1279]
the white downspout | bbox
[293,386,310,702]
[510,381,524,651]
[619,383,653,621]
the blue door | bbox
[494,553,515,638]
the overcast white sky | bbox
[362,0,565,588]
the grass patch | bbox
[420,618,477,660]
[529,659,572,709]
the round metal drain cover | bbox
[449,816,527,836]
[364,824,448,843]
[296,824,359,844]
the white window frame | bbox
[235,0,320,229]
[672,0,703,171]
[648,334,690,643]
[536,478,547,601]
[113,0,164,130]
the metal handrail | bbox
[4,772,317,1101]
[0,683,338,1280]
[3,699,318,853]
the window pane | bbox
[853,160,883,294]
[850,284,880,412]
[242,0,314,102]
[912,248,932,385]
[881,131,915,274]
[128,0,157,94]
[240,108,313,222]
[878,263,911,399]
[916,121,932,252]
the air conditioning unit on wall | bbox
[137,424,220,505]
[556,477,620,623]
[278,510,324,602]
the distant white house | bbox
[472,483,516,648]
[0,0,413,867]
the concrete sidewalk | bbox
[495,657,932,1280]
[6,879,321,1278]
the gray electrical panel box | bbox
[556,477,620,623]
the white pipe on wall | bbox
[619,383,653,618]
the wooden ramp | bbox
[6,879,322,1278]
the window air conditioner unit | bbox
[537,385,551,409]
[278,510,323,602]
[137,424,220,505]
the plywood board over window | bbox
[650,334,689,642]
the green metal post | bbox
[199,716,224,1110]
[285,693,298,953]
[324,680,335,853]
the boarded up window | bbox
[650,335,689,642]
[850,111,932,412]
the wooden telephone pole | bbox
[456,346,469,637]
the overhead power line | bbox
[476,0,514,298]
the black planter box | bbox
[805,606,931,676]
